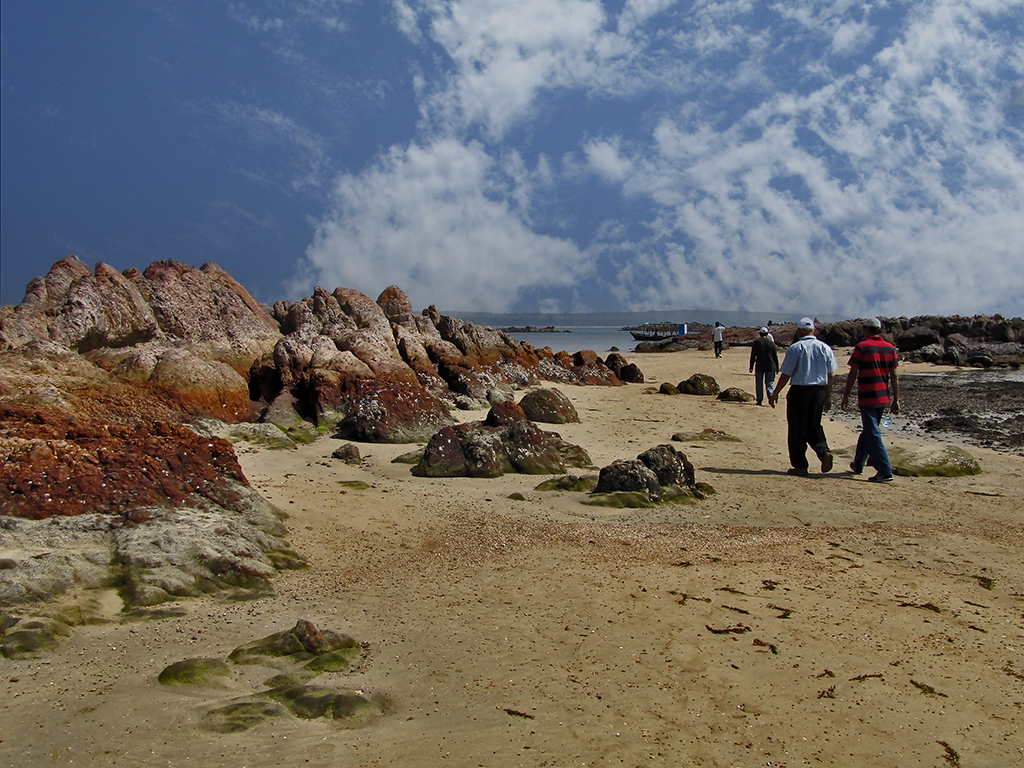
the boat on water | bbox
[623,322,687,341]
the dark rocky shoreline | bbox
[832,370,1024,455]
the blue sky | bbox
[2,0,1023,317]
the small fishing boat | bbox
[623,322,686,341]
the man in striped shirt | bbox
[841,317,901,483]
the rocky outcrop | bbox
[637,315,1023,367]
[1,257,281,422]
[254,285,632,441]
[1,256,280,359]
[411,402,592,478]
[0,259,649,614]
[814,315,1024,366]
[0,491,304,608]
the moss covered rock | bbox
[889,445,982,477]
[0,617,72,659]
[228,619,359,667]
[533,474,600,493]
[158,657,232,687]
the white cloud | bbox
[391,0,423,42]
[226,1,351,35]
[831,19,874,54]
[584,137,633,182]
[296,139,590,311]
[208,101,330,192]
[294,0,1023,316]
[412,0,631,138]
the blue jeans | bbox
[754,369,776,404]
[853,406,892,477]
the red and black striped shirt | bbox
[849,337,898,407]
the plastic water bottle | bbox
[881,414,892,428]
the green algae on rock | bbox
[889,445,982,477]
[157,657,232,687]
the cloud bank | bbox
[298,0,1024,315]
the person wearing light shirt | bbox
[768,317,838,476]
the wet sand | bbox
[2,348,1022,767]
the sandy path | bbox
[2,347,1022,767]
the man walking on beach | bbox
[749,326,779,406]
[841,317,900,483]
[768,317,838,475]
[713,322,725,358]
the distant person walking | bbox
[749,327,779,406]
[841,317,900,483]
[768,317,838,476]
[713,322,725,358]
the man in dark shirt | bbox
[841,317,900,482]
[748,326,779,406]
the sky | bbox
[2,0,1023,317]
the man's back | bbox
[851,338,898,407]
[781,336,836,386]
[750,337,778,371]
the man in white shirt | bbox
[768,317,838,476]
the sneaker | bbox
[787,467,809,476]
[868,474,894,483]
[820,452,833,473]
[849,462,863,475]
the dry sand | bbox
[2,347,1022,767]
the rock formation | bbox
[0,256,644,615]
[518,387,580,424]
[636,315,1023,367]
[584,444,711,508]
[411,401,592,478]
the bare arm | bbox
[841,361,859,411]
[768,373,790,409]
[889,368,900,415]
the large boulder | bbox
[330,378,454,443]
[679,373,721,395]
[889,445,982,477]
[584,445,710,508]
[637,445,696,488]
[518,387,580,424]
[412,406,592,478]
[593,460,663,499]
[897,326,941,352]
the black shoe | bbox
[868,474,893,483]
[820,452,833,473]
[849,462,863,475]
[787,467,808,476]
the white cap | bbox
[797,317,814,330]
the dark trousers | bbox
[786,385,830,469]
[714,341,723,357]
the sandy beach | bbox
[2,347,1022,767]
